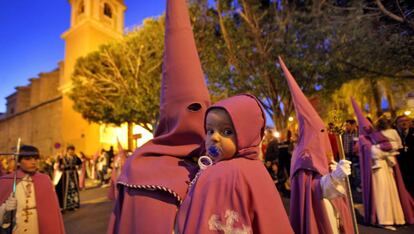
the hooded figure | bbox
[107,0,211,233]
[176,94,293,234]
[107,139,127,201]
[351,98,414,227]
[279,57,354,234]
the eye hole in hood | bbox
[187,103,202,112]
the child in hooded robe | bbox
[175,94,293,234]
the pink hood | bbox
[118,0,211,201]
[206,94,266,160]
[279,57,330,176]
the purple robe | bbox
[351,98,414,224]
[358,135,414,224]
[290,171,353,234]
[0,170,65,234]
[279,57,354,234]
[176,94,293,233]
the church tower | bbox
[60,0,126,154]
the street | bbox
[63,187,113,234]
[63,187,414,234]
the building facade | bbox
[0,0,152,157]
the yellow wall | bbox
[60,0,126,155]
[0,0,134,156]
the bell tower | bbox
[60,0,126,154]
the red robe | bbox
[0,170,65,234]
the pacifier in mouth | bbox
[198,155,213,170]
[207,145,220,158]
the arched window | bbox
[77,0,85,15]
[103,3,112,18]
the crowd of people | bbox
[0,144,125,205]
[1,0,413,233]
[262,116,414,197]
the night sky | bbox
[0,0,166,112]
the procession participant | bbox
[0,145,65,234]
[351,99,414,230]
[107,0,211,233]
[55,145,82,211]
[279,57,354,234]
[176,94,293,234]
[107,140,126,201]
[394,115,414,197]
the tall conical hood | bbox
[117,0,211,202]
[350,98,373,136]
[151,0,211,155]
[278,57,330,176]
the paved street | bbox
[63,187,113,234]
[63,187,414,234]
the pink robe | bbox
[107,0,211,233]
[290,171,353,234]
[78,159,86,189]
[107,144,126,201]
[0,170,65,234]
[176,94,293,233]
[177,158,292,233]
[279,57,354,234]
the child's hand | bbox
[5,194,17,211]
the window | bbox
[103,3,112,18]
[77,0,85,15]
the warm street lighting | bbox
[288,116,294,122]
[404,110,412,116]
[273,131,281,138]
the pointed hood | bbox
[117,0,210,202]
[278,57,330,176]
[351,98,393,150]
[150,0,211,155]
[206,94,266,160]
[350,98,373,136]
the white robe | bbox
[371,129,405,225]
[0,175,39,234]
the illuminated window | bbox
[103,3,112,18]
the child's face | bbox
[19,157,39,173]
[205,109,237,162]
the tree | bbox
[322,77,414,123]
[190,0,414,129]
[373,0,414,30]
[69,17,165,149]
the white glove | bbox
[4,194,17,211]
[331,159,352,182]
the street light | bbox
[404,110,411,116]
[288,116,294,122]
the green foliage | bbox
[322,78,414,122]
[190,0,414,129]
[69,17,165,132]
